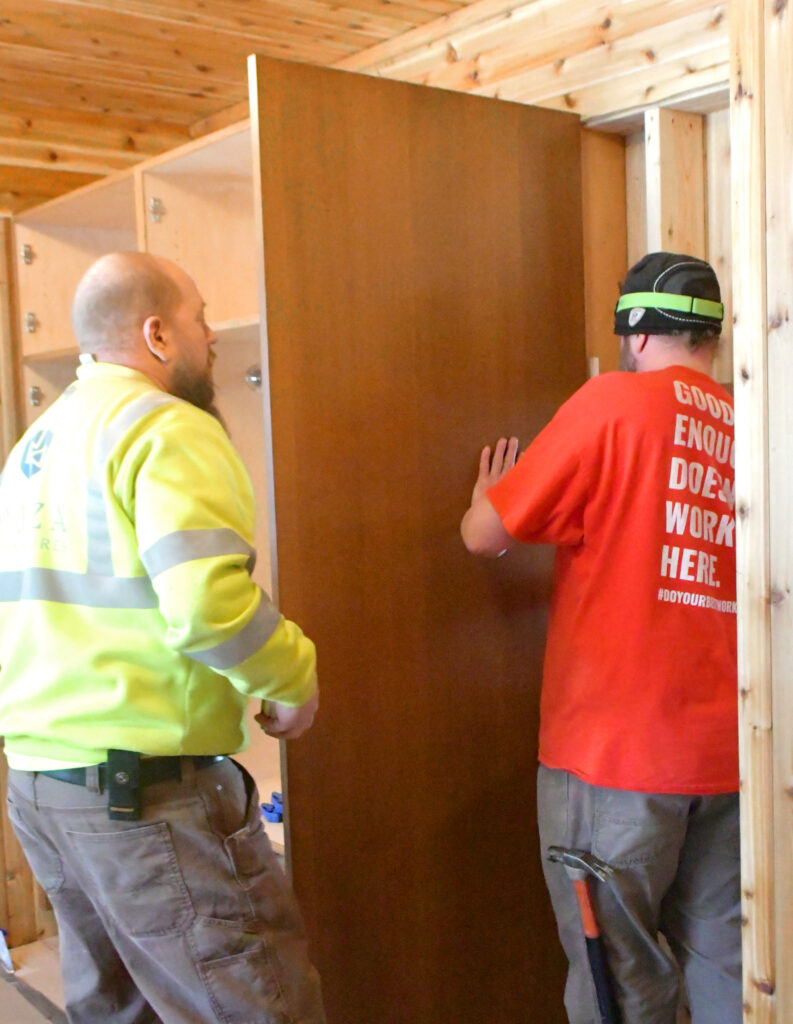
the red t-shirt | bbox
[488,366,738,794]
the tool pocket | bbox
[592,788,686,871]
[193,917,292,1024]
[65,821,195,937]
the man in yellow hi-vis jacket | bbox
[0,252,326,1023]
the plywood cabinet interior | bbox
[14,175,137,360]
[14,175,138,428]
[139,124,259,328]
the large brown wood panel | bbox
[250,55,586,1024]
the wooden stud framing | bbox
[763,0,793,1016]
[580,129,627,374]
[706,107,733,383]
[0,229,55,950]
[729,0,775,1019]
[644,106,706,256]
[0,747,39,947]
[0,217,22,458]
[625,130,648,266]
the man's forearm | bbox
[460,496,514,557]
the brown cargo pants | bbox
[7,758,326,1024]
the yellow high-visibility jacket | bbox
[0,360,317,769]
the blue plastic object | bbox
[271,791,283,810]
[261,802,283,823]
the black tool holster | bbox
[107,749,142,820]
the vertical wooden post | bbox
[644,107,706,257]
[0,228,59,950]
[581,129,627,375]
[0,217,22,458]
[706,109,734,384]
[625,130,647,267]
[0,218,39,950]
[764,0,793,1018]
[0,747,40,948]
[730,0,775,1019]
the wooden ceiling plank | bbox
[0,75,233,124]
[0,137,147,174]
[0,90,205,128]
[188,100,251,139]
[264,0,467,23]
[473,5,727,103]
[533,48,729,119]
[50,0,464,33]
[335,0,719,73]
[0,42,247,97]
[0,0,389,70]
[0,104,190,156]
[335,0,537,70]
[417,0,725,91]
[398,0,721,84]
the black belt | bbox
[39,755,226,790]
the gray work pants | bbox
[7,758,326,1024]
[538,765,742,1024]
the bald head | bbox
[71,252,182,356]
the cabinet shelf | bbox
[22,346,79,365]
[18,320,259,366]
[213,316,260,343]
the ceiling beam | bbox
[479,5,726,102]
[0,138,143,174]
[544,54,729,126]
[189,101,251,139]
[0,103,190,159]
[424,1,724,95]
[335,0,722,77]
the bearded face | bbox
[170,356,226,428]
[171,359,216,412]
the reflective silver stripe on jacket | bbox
[188,591,282,669]
[0,569,157,608]
[141,528,256,579]
[0,392,177,609]
[85,392,179,575]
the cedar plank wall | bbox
[730,0,793,1020]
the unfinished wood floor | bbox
[0,976,62,1022]
[0,937,65,1022]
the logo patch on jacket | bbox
[20,430,53,478]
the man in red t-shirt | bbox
[461,252,740,1024]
